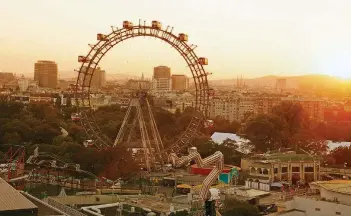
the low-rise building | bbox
[241,151,321,186]
[272,180,351,216]
[0,177,38,216]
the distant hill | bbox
[209,74,350,89]
[106,73,139,81]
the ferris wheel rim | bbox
[74,20,210,152]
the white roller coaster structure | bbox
[169,147,224,200]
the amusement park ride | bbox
[112,86,164,172]
[73,19,222,203]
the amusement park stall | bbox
[190,164,240,184]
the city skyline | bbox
[1,0,351,79]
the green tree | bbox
[2,132,22,144]
[329,146,351,166]
[221,198,259,216]
[241,102,327,153]
[242,111,254,123]
[241,114,285,152]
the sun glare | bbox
[319,52,351,79]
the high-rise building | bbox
[34,60,58,88]
[152,66,172,92]
[153,66,171,79]
[82,66,106,88]
[171,75,189,91]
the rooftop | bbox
[0,178,37,211]
[249,151,320,162]
[310,180,351,195]
[265,152,319,162]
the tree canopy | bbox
[241,102,328,154]
[220,198,260,216]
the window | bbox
[315,208,320,211]
[336,212,341,215]
[305,167,314,172]
[292,167,300,172]
[274,168,278,174]
[282,167,288,173]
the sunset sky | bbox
[1,0,351,79]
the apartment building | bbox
[34,60,58,88]
[152,66,172,92]
[209,96,255,123]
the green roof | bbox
[265,153,320,162]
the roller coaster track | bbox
[169,148,224,200]
[27,152,97,179]
[24,148,107,190]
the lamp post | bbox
[139,168,143,192]
[102,177,120,196]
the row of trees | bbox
[0,100,141,179]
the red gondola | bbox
[123,21,133,29]
[179,33,188,42]
[71,113,80,121]
[78,56,90,63]
[97,33,109,41]
[198,57,208,65]
[151,21,162,30]
[204,120,214,128]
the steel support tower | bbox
[113,86,164,173]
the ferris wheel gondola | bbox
[71,113,81,121]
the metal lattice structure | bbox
[112,92,165,172]
[74,20,210,157]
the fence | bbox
[47,198,87,216]
[245,180,270,191]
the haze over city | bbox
[1,1,351,216]
[1,0,351,79]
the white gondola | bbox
[78,56,90,63]
[151,21,162,30]
[83,140,94,148]
[97,33,109,41]
[198,57,208,65]
[178,33,188,42]
[123,21,133,29]
[204,120,214,128]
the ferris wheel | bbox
[74,20,211,171]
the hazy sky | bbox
[1,0,351,79]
